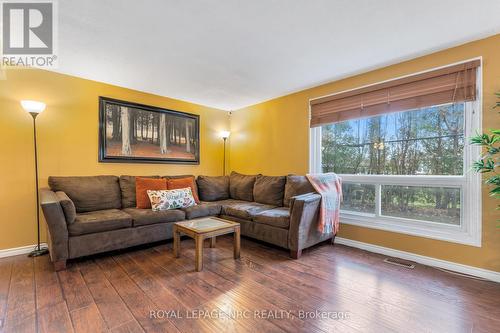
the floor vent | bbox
[383,257,415,269]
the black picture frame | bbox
[98,97,200,164]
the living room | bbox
[0,1,499,332]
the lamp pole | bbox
[220,131,230,175]
[28,111,48,257]
[223,137,227,176]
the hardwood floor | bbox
[0,236,499,333]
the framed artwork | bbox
[99,97,200,164]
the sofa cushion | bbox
[55,191,77,224]
[119,176,159,208]
[135,177,168,209]
[283,175,316,207]
[49,176,122,213]
[69,209,132,236]
[167,177,200,203]
[123,207,185,227]
[223,201,276,220]
[182,202,222,219]
[123,208,185,227]
[197,175,229,201]
[212,199,246,213]
[229,172,258,201]
[253,175,286,206]
[253,207,290,229]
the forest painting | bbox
[99,97,199,164]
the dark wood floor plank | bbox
[124,251,206,309]
[34,255,73,333]
[143,247,304,333]
[314,243,500,309]
[215,237,470,332]
[179,244,363,333]
[240,253,450,332]
[57,265,94,311]
[95,256,180,333]
[0,235,499,333]
[117,251,243,333]
[112,253,206,333]
[130,249,225,302]
[148,246,348,333]
[70,303,108,333]
[167,241,357,332]
[78,260,136,330]
[37,301,74,333]
[135,249,254,333]
[3,256,36,333]
[0,257,13,330]
[237,237,500,331]
[34,255,65,309]
[110,319,145,333]
[251,238,500,332]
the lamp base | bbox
[28,247,49,257]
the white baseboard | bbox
[334,237,500,283]
[0,243,48,259]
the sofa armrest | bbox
[40,188,69,262]
[288,192,323,253]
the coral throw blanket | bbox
[306,173,342,234]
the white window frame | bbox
[309,59,482,247]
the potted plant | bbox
[470,92,500,223]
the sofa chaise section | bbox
[200,173,330,259]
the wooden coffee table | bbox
[172,217,240,271]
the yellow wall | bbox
[0,69,229,250]
[230,34,500,272]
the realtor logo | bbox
[1,1,57,68]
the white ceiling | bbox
[55,0,500,110]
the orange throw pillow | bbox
[167,177,200,204]
[136,177,167,209]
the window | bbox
[309,61,481,246]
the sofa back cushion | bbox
[119,175,159,208]
[197,175,229,201]
[167,177,200,203]
[253,175,286,206]
[283,175,316,207]
[135,177,168,209]
[48,176,122,213]
[230,172,258,201]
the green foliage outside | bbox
[322,103,464,224]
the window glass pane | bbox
[321,103,464,175]
[341,183,375,214]
[381,185,461,225]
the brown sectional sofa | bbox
[41,172,332,270]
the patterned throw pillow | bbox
[147,188,197,211]
[167,177,200,203]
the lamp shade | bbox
[21,100,46,114]
[220,131,230,139]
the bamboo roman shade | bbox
[310,60,480,127]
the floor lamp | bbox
[220,131,230,175]
[21,100,49,257]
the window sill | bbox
[340,213,481,247]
